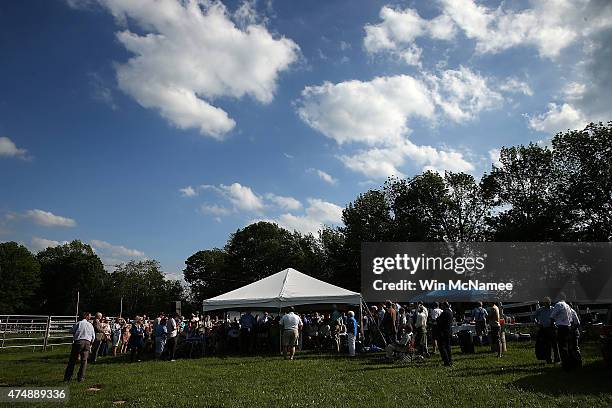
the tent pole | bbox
[278,306,282,356]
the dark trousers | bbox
[438,335,452,366]
[166,336,178,360]
[557,325,570,367]
[64,340,91,381]
[542,326,560,363]
[90,337,102,362]
[415,327,426,355]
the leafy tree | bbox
[552,122,612,240]
[0,242,41,313]
[37,240,107,315]
[484,144,568,241]
[184,248,227,303]
[110,260,183,316]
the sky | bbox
[1,0,611,278]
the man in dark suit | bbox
[436,301,454,367]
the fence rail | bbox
[0,315,77,351]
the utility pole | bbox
[76,291,80,318]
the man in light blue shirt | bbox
[64,312,95,382]
[534,297,559,363]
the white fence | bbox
[0,315,77,351]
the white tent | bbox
[202,268,361,311]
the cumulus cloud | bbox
[297,67,502,178]
[0,137,28,159]
[179,186,197,197]
[265,193,302,211]
[99,0,299,138]
[339,140,474,179]
[218,183,265,212]
[263,198,343,235]
[426,66,504,122]
[364,6,455,65]
[297,75,435,146]
[91,239,145,258]
[365,1,612,61]
[498,77,533,96]
[24,209,76,227]
[527,103,588,134]
[31,237,69,252]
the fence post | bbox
[43,316,51,351]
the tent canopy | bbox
[202,268,361,311]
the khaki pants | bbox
[64,340,91,381]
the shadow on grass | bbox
[511,361,612,396]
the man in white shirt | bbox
[64,312,95,382]
[279,307,303,360]
[414,305,428,356]
[430,302,443,353]
[166,313,179,361]
[550,295,573,369]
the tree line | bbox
[0,240,183,315]
[1,122,610,313]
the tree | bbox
[37,240,107,315]
[484,144,568,241]
[110,260,183,316]
[552,122,612,240]
[0,242,41,313]
[184,248,227,303]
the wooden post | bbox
[43,316,51,351]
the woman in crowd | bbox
[155,316,168,359]
[129,316,146,362]
[111,317,124,357]
[120,321,131,354]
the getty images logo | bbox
[372,253,487,275]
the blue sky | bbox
[1,0,611,277]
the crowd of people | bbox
[63,294,584,382]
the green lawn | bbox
[0,343,610,407]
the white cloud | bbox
[314,169,337,185]
[365,1,612,61]
[488,148,502,168]
[200,204,231,216]
[219,182,264,212]
[339,139,474,179]
[90,239,145,258]
[266,198,343,235]
[265,193,302,210]
[426,66,504,122]
[297,75,435,146]
[0,137,28,159]
[498,78,533,96]
[297,68,501,178]
[179,186,197,197]
[527,103,588,134]
[364,6,455,65]
[100,0,299,138]
[31,237,68,252]
[25,209,76,227]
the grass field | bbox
[0,343,611,408]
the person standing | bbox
[414,305,428,356]
[436,302,453,367]
[346,311,357,357]
[430,302,443,353]
[128,316,145,362]
[166,313,179,361]
[155,316,168,359]
[534,297,560,363]
[64,312,95,382]
[111,318,123,357]
[550,294,573,370]
[488,302,503,357]
[568,303,582,369]
[239,311,256,354]
[472,302,488,346]
[89,312,104,363]
[382,301,397,345]
[280,307,303,360]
